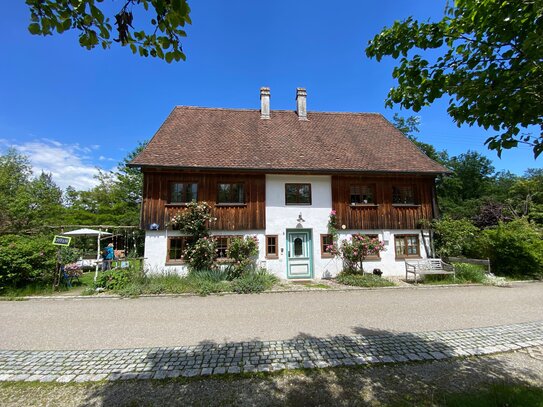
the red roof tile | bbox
[129,107,448,174]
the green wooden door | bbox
[286,230,313,279]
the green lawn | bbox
[438,383,543,407]
[1,373,541,406]
[421,263,487,285]
[0,271,97,298]
[291,281,331,289]
[336,273,396,287]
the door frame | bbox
[285,229,313,279]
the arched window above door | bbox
[294,237,303,256]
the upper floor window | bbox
[392,186,416,205]
[350,185,375,204]
[217,183,245,204]
[170,183,197,204]
[285,183,312,205]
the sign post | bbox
[52,236,71,246]
[52,235,71,289]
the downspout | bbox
[430,178,440,258]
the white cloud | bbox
[98,155,115,162]
[0,139,113,191]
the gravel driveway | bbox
[0,282,542,350]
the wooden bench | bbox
[405,259,455,284]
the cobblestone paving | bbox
[0,321,542,383]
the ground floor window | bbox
[215,235,243,259]
[266,235,278,258]
[394,235,420,258]
[167,236,189,263]
[361,234,381,260]
[320,234,334,258]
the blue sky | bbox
[0,1,538,190]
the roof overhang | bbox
[128,163,451,176]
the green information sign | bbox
[52,235,71,246]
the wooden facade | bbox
[142,171,437,231]
[142,171,266,230]
[331,174,436,230]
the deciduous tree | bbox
[366,0,543,157]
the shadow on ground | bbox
[74,326,542,406]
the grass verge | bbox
[0,271,98,298]
[438,383,543,407]
[1,371,541,407]
[336,273,395,287]
[423,263,487,285]
[114,268,278,297]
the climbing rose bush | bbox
[169,201,216,238]
[225,236,259,279]
[328,234,385,274]
[169,202,218,271]
[327,209,338,236]
[184,236,217,271]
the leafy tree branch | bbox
[26,0,191,62]
[366,0,543,157]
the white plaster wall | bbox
[336,229,429,277]
[144,229,266,275]
[263,174,342,279]
[143,230,184,275]
[145,228,429,278]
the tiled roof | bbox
[129,107,448,174]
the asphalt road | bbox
[1,283,542,350]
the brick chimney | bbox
[296,88,307,120]
[260,87,270,119]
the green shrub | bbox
[0,234,57,290]
[432,217,479,258]
[95,268,135,290]
[454,263,487,283]
[475,219,543,278]
[231,269,278,294]
[336,273,395,287]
